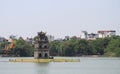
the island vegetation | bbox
[0,36,120,57]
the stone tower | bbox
[34,31,49,59]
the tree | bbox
[104,36,120,57]
[49,41,60,56]
[69,39,90,55]
[49,36,120,57]
[13,37,34,57]
[60,40,75,56]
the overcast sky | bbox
[0,0,120,39]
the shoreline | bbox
[0,54,120,58]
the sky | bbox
[0,0,120,39]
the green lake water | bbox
[0,57,120,74]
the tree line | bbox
[0,36,120,57]
[49,36,120,57]
[0,37,34,57]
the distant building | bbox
[8,35,17,43]
[81,31,98,40]
[64,36,70,40]
[98,30,116,38]
[80,30,116,40]
[0,37,4,42]
[87,33,98,40]
[26,37,33,45]
[55,38,63,42]
[47,35,54,42]
[9,35,17,40]
[81,31,88,39]
[0,37,7,42]
[70,36,78,40]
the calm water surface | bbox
[0,57,120,74]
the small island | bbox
[8,31,80,62]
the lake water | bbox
[0,57,120,74]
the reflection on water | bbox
[34,63,50,74]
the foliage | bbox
[104,36,120,57]
[0,36,120,57]
[13,37,34,57]
[0,41,9,54]
[49,36,120,57]
[49,41,60,56]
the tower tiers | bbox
[34,31,50,59]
